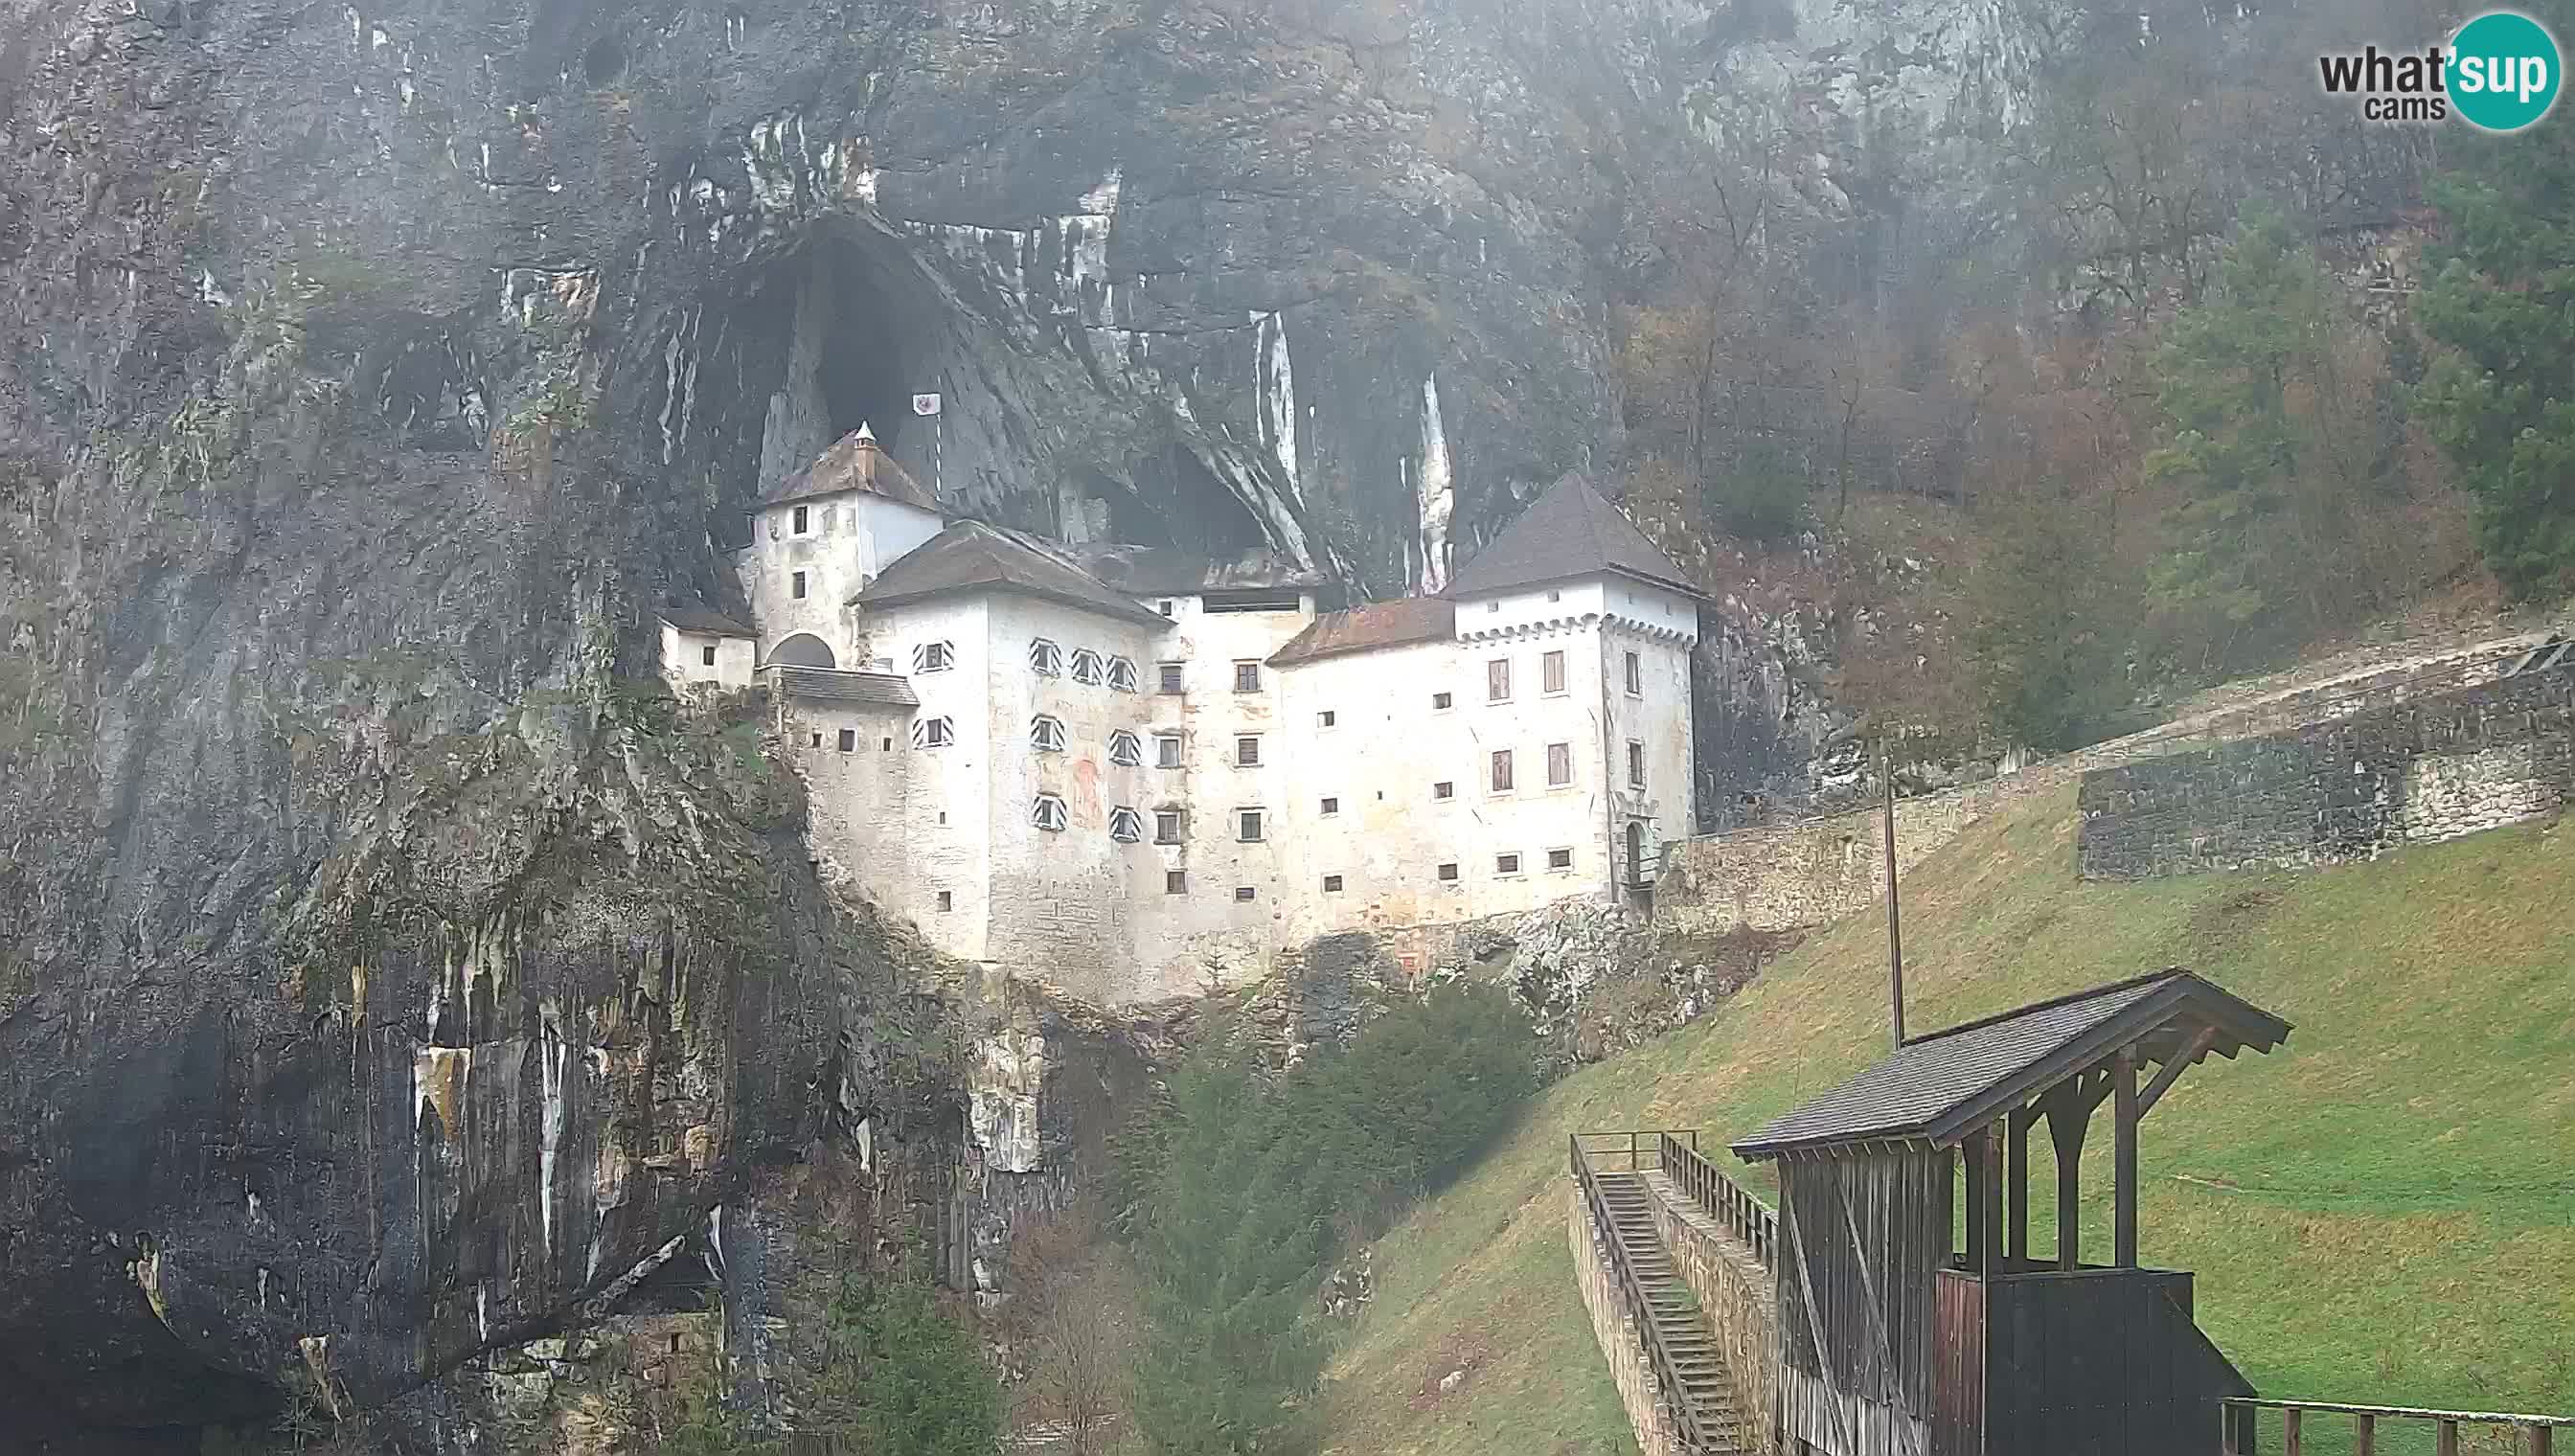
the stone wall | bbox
[2077,658,2575,879]
[1567,1186,1687,1456]
[1656,628,2563,940]
[1644,1173,1779,1456]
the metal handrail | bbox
[1659,1132,1777,1270]
[1569,1134,1714,1454]
[2222,1398,2568,1456]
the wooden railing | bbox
[1568,1134,1716,1455]
[2223,1399,2570,1456]
[1658,1131,1776,1269]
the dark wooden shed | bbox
[1731,969,2292,1456]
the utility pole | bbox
[1883,736,1906,1049]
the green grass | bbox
[1318,787,2575,1456]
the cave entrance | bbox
[1099,443,1266,557]
[756,231,941,499]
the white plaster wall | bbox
[657,625,756,693]
[1599,622,1698,883]
[1447,625,1625,919]
[737,493,944,664]
[1454,579,1607,636]
[855,597,994,962]
[788,695,917,915]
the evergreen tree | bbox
[1965,485,2139,753]
[2418,36,2575,600]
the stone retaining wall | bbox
[1567,1185,1686,1456]
[2077,658,2574,879]
[1644,1172,1778,1456]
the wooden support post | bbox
[2114,1049,2140,1268]
[1963,1135,1983,1263]
[2007,1108,2032,1267]
[2285,1408,2302,1456]
[2438,1420,2460,1456]
[2356,1413,2375,1456]
[2047,1084,2090,1271]
[1977,1124,2005,1276]
[2526,1423,2552,1456]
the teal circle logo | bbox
[2450,11,2562,132]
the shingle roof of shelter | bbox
[763,425,939,512]
[765,667,920,709]
[1069,544,1322,596]
[1269,597,1456,667]
[659,606,757,637]
[852,522,1172,628]
[1731,970,2291,1161]
[1446,471,1701,601]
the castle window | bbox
[1031,715,1067,753]
[1491,749,1514,793]
[1154,808,1185,845]
[1159,662,1186,694]
[1547,588,1561,603]
[1628,739,1646,787]
[1542,649,1566,695]
[1432,691,1453,711]
[1233,661,1262,693]
[1108,807,1145,843]
[1495,853,1521,876]
[938,891,953,912]
[1032,794,1068,832]
[1238,808,1265,842]
[1323,875,1344,893]
[1547,742,1572,786]
[1317,710,1336,729]
[1106,656,1140,693]
[1625,651,1642,695]
[1158,600,1176,617]
[701,644,718,667]
[838,729,856,753]
[1154,734,1184,769]
[1487,658,1511,702]
[1320,797,1339,816]
[1433,781,1454,801]
[914,641,954,673]
[1109,730,1143,767]
[1166,870,1187,894]
[1235,735,1262,767]
[1548,847,1574,871]
[1071,648,1105,686]
[792,571,808,600]
[1030,638,1063,676]
[1234,886,1257,902]
[911,717,954,749]
[1437,862,1459,882]
[792,505,810,535]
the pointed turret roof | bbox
[763,423,939,512]
[1446,471,1699,600]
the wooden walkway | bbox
[1589,1168,1749,1454]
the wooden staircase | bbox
[1591,1170,1747,1454]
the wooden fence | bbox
[1568,1133,1719,1455]
[1658,1131,1777,1268]
[2224,1399,2570,1456]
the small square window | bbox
[1546,588,1561,603]
[937,891,953,912]
[1437,862,1459,882]
[1433,781,1454,801]
[1166,870,1187,894]
[1625,651,1643,695]
[911,717,954,748]
[791,571,808,600]
[1547,741,1572,786]
[881,738,892,751]
[1032,794,1068,831]
[1109,730,1143,767]
[1548,847,1574,871]
[1107,656,1140,693]
[1491,749,1515,793]
[1159,662,1186,694]
[1320,797,1339,816]
[1432,691,1453,711]
[809,732,823,748]
[1542,649,1565,695]
[1234,661,1262,693]
[1496,853,1521,876]
[1108,807,1145,843]
[1234,885,1257,902]
[1070,648,1105,686]
[1628,739,1646,788]
[701,644,718,667]
[1239,809,1265,842]
[1236,736,1261,767]
[1155,734,1184,769]
[1323,875,1344,893]
[1488,658,1511,701]
[1318,710,1336,728]
[1485,600,1500,614]
[914,641,954,673]
[837,729,856,752]
[1154,809,1185,845]
[792,504,809,534]
[1030,638,1063,676]
[1158,599,1176,617]
[1031,715,1066,753]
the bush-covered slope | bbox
[1319,787,2575,1456]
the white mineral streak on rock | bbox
[1418,375,1454,594]
[1255,310,1298,487]
[1064,169,1121,330]
[968,1030,1046,1174]
[539,1006,567,1259]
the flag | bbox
[911,393,942,417]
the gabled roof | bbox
[1446,471,1700,601]
[763,425,939,512]
[1269,597,1456,667]
[659,606,757,638]
[767,666,920,709]
[1732,970,2291,1161]
[853,522,1172,628]
[1070,544,1322,597]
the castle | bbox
[661,426,1701,1004]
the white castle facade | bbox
[662,427,1700,1005]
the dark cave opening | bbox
[1103,443,1267,557]
[808,234,930,454]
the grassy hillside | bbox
[1318,786,2575,1456]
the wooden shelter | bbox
[1731,969,2292,1456]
